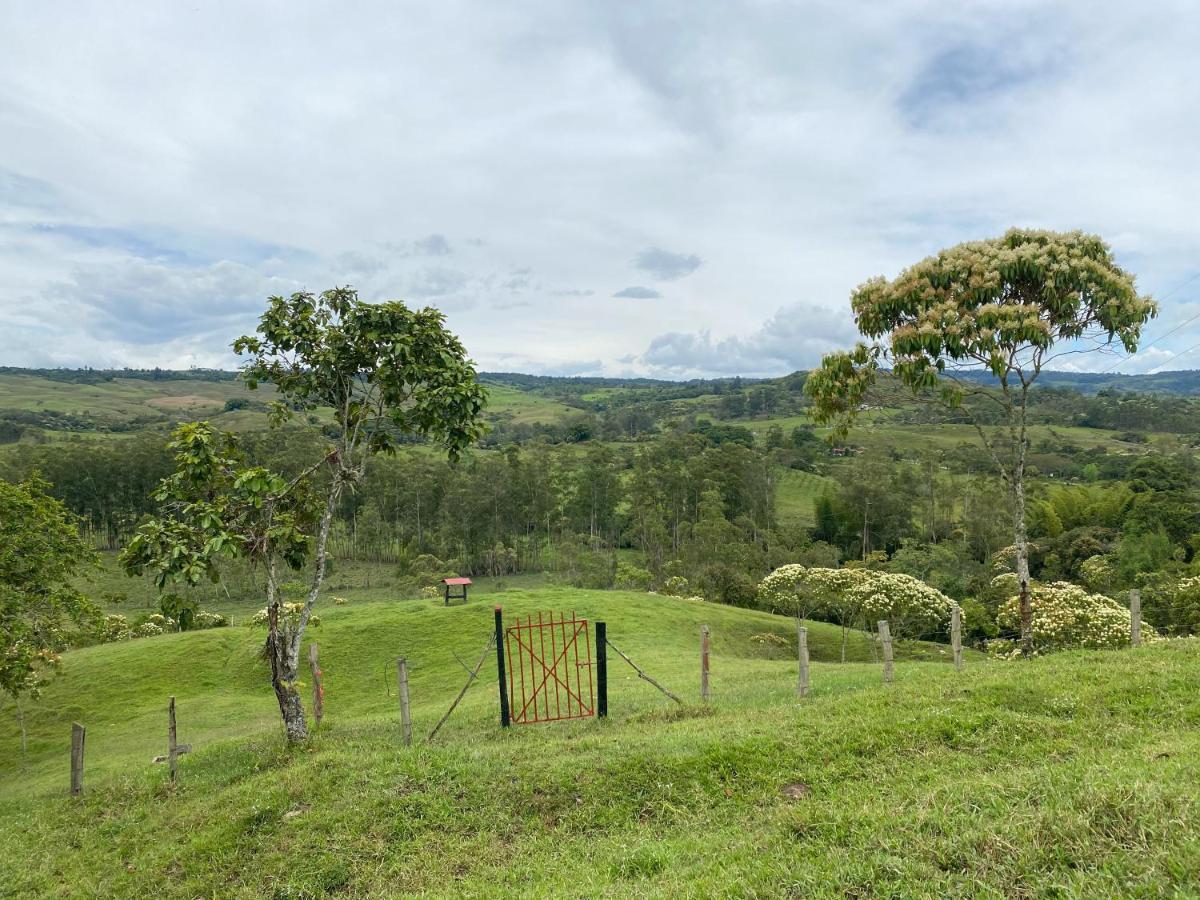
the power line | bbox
[1147,337,1200,375]
[1097,270,1200,374]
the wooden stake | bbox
[168,697,179,781]
[1130,589,1142,647]
[397,657,412,746]
[878,620,894,683]
[951,606,963,672]
[70,722,85,796]
[309,643,324,727]
[700,625,711,702]
[797,623,810,698]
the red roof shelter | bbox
[441,577,472,605]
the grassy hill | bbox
[2,587,1198,897]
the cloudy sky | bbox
[2,0,1199,378]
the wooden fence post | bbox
[951,606,963,672]
[700,625,711,702]
[165,696,192,781]
[308,643,324,727]
[878,620,894,683]
[797,624,810,698]
[70,722,85,796]
[397,657,412,746]
[1130,589,1142,647]
[168,697,179,782]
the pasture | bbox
[1,586,1197,897]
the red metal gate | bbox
[504,611,594,724]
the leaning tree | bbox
[805,229,1156,656]
[125,288,487,741]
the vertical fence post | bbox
[168,696,179,782]
[797,624,810,698]
[495,606,510,728]
[397,657,412,745]
[70,722,85,796]
[308,643,324,727]
[1130,589,1142,647]
[878,620,894,683]
[951,606,963,672]
[596,622,608,718]
[700,625,711,702]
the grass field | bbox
[774,468,836,527]
[0,373,578,442]
[2,583,1197,897]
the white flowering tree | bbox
[993,581,1151,655]
[759,565,871,660]
[759,565,959,655]
[852,571,960,639]
[806,230,1156,656]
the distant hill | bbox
[954,369,1200,396]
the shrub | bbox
[98,614,132,643]
[1167,576,1200,635]
[614,562,653,591]
[758,565,958,637]
[994,581,1151,653]
[247,603,320,629]
[660,576,691,597]
[193,610,229,629]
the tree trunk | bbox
[267,599,309,743]
[1013,470,1033,657]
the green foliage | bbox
[233,287,487,462]
[0,477,98,699]
[614,561,653,591]
[120,422,317,588]
[994,582,1147,654]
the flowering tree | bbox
[759,565,959,653]
[806,230,1156,656]
[759,565,871,660]
[758,564,869,619]
[994,581,1149,654]
[853,571,960,639]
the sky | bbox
[1,0,1199,379]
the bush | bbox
[193,610,229,629]
[660,576,691,597]
[98,614,132,643]
[993,581,1151,654]
[614,562,653,591]
[247,603,320,629]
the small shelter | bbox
[441,577,472,605]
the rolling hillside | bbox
[1,587,1198,896]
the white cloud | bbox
[1,1,1199,375]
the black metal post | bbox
[494,605,510,727]
[596,621,607,718]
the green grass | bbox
[774,468,836,527]
[2,584,1197,897]
[478,383,580,425]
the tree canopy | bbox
[806,229,1156,655]
[0,477,97,700]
